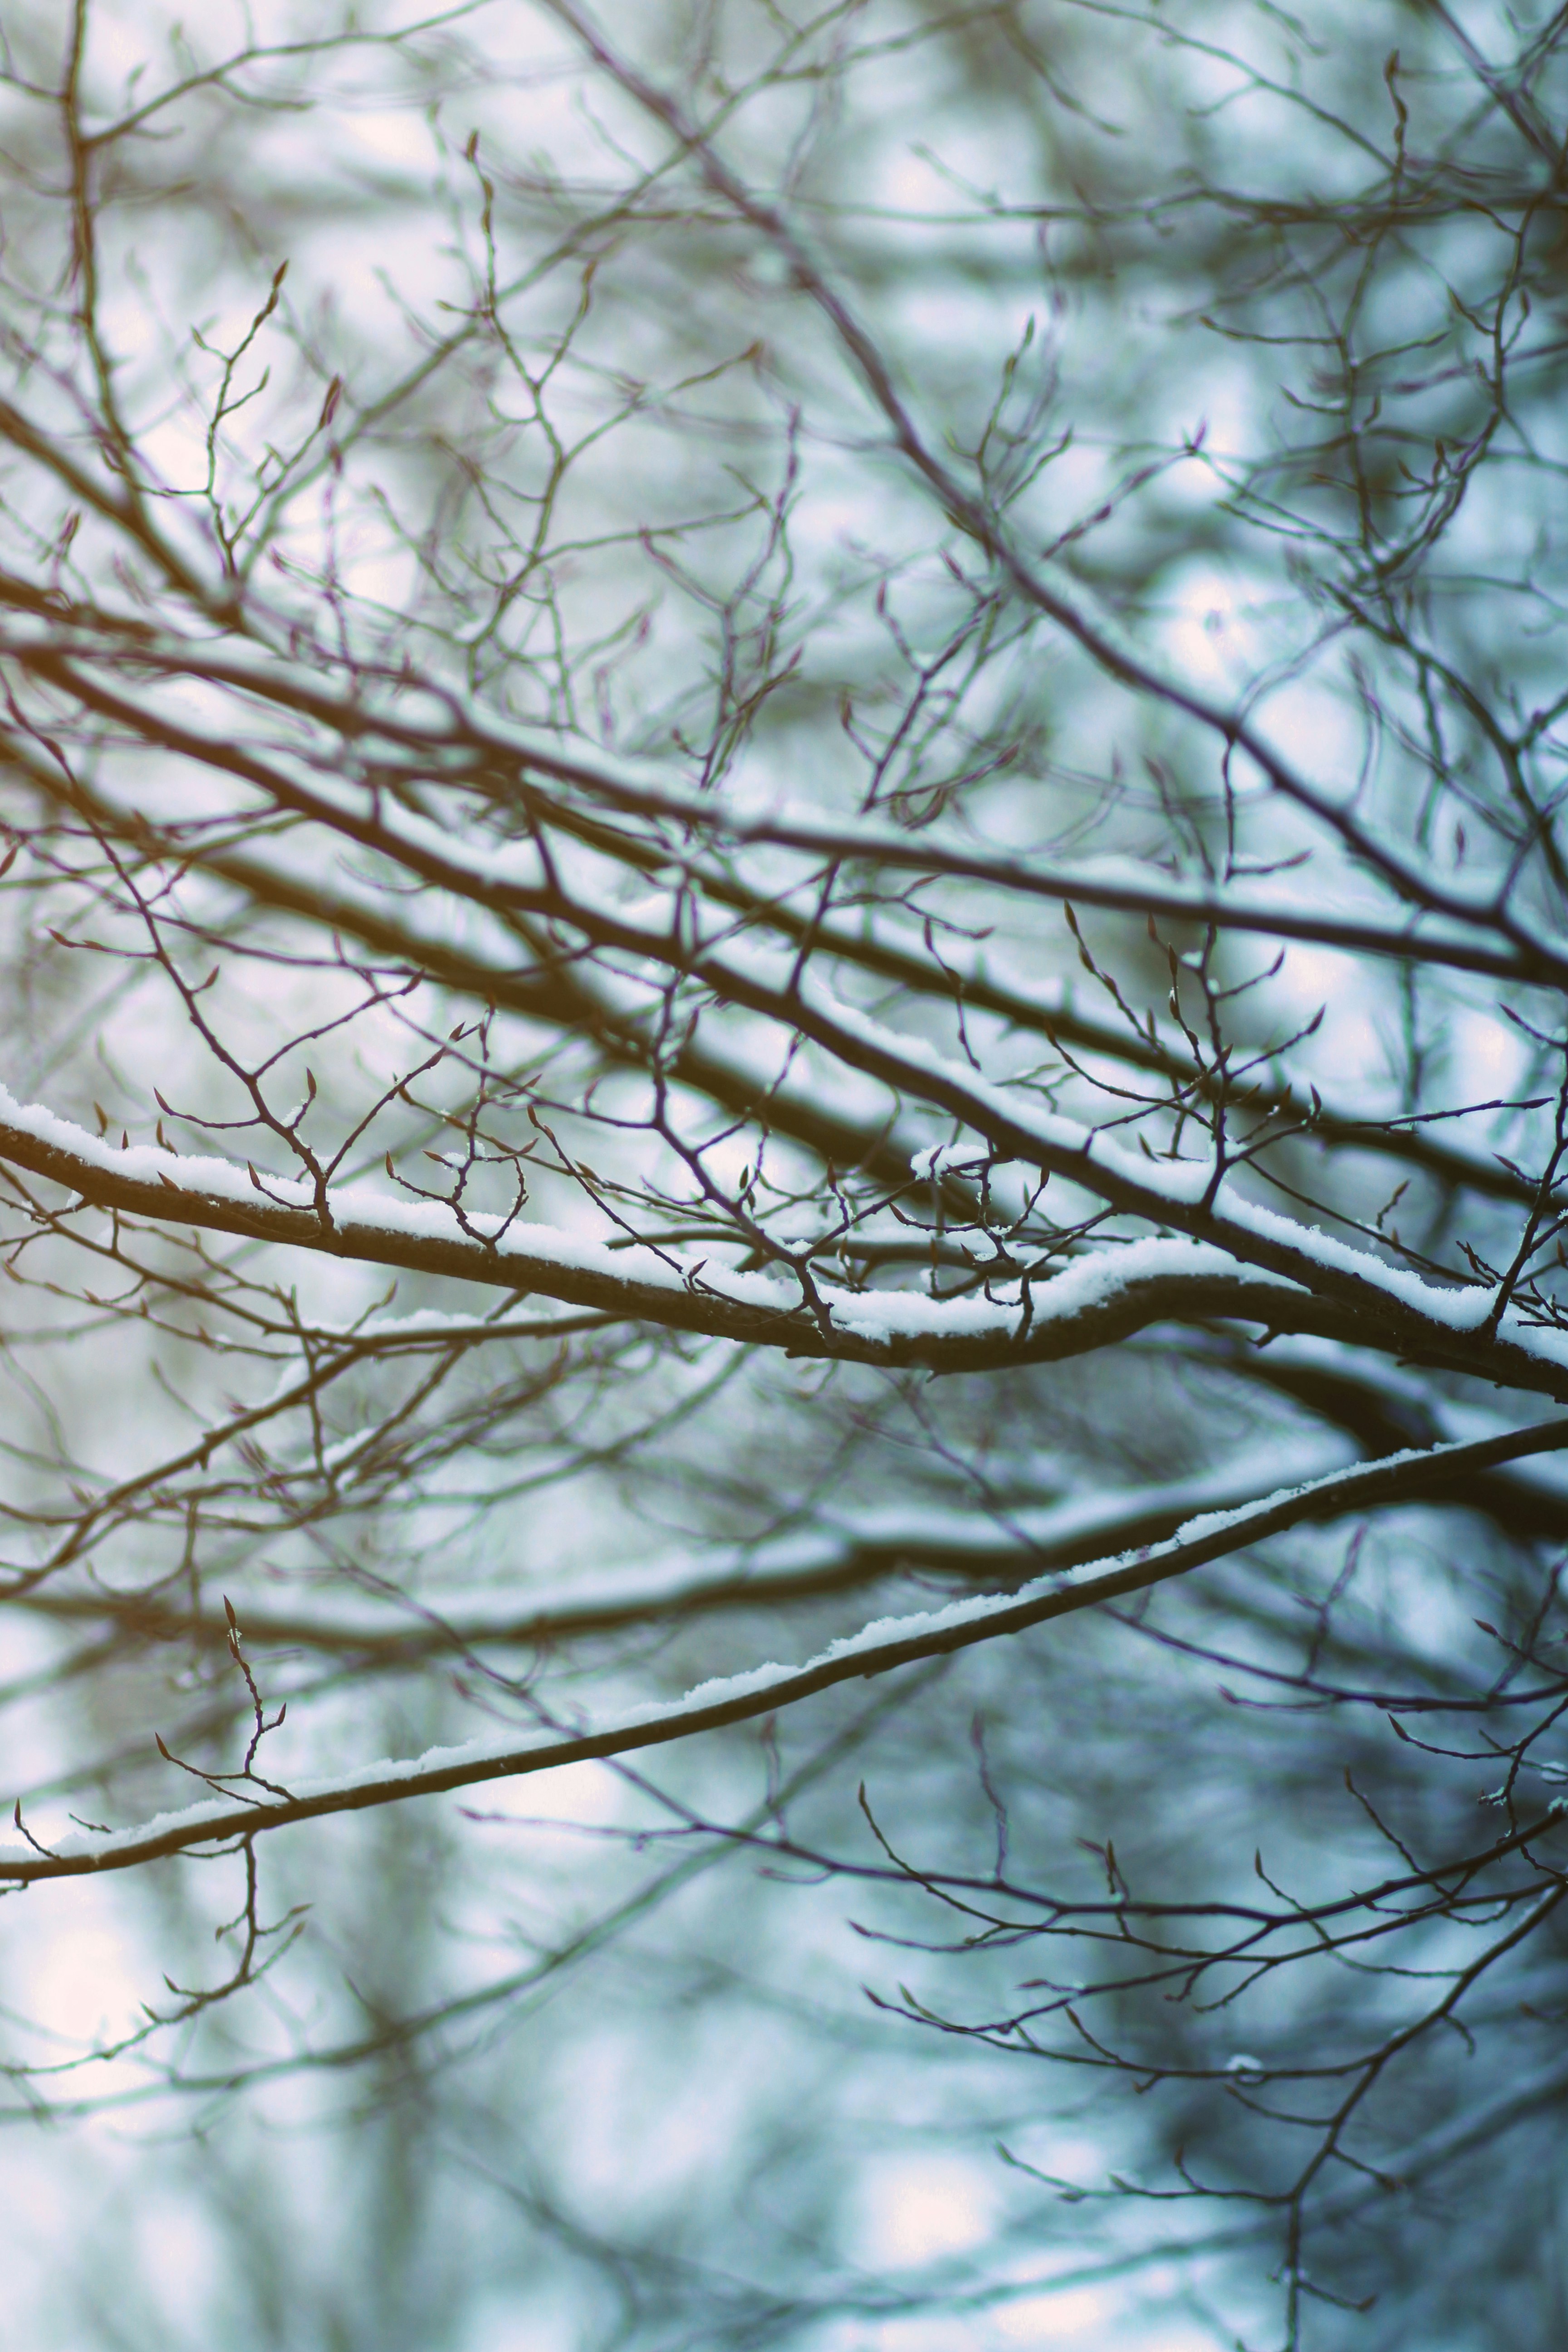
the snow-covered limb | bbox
[23,664,1548,1200]
[29,628,1541,985]
[40,700,1550,1373]
[12,659,1544,1273]
[60,1366,1568,1656]
[0,1079,1370,1368]
[3,1411,1563,1885]
[3,1060,1567,1396]
[132,818,1546,1270]
[19,1436,1355,1653]
[24,691,1558,1332]
[24,735,1541,1217]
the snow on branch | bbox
[3,1075,1568,1394]
[29,627,1542,984]
[21,1435,1356,1654]
[0,1080,1333,1360]
[3,1412,1564,1886]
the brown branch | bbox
[3,1411,1566,1883]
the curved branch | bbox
[10,1442,1354,1656]
[3,1412,1565,1883]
